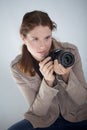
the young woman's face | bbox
[24,26,52,61]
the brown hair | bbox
[19,10,57,76]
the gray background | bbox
[0,0,87,130]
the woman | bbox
[8,10,87,130]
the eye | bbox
[34,37,38,41]
[45,35,51,40]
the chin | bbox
[36,56,45,62]
[34,53,48,61]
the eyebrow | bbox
[45,35,52,39]
[31,35,52,39]
[31,36,38,39]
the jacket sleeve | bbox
[10,64,59,116]
[29,79,59,115]
[66,45,87,105]
[56,45,87,105]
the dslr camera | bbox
[49,49,75,68]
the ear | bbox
[20,34,27,44]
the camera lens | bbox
[58,51,75,68]
[49,49,75,68]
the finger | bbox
[49,66,54,75]
[39,57,52,72]
[39,57,51,67]
[44,61,53,70]
[39,60,53,73]
[48,64,54,72]
[54,59,58,65]
[45,65,54,77]
[43,63,53,74]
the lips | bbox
[37,50,47,54]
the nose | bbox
[39,40,46,49]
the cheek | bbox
[46,40,52,48]
[26,43,37,54]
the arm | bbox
[66,46,87,105]
[10,63,58,116]
[54,45,87,105]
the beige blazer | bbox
[10,39,87,128]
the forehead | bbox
[27,25,52,38]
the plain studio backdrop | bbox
[0,0,87,130]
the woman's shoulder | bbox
[10,55,33,77]
[10,54,21,70]
[52,38,78,50]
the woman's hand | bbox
[39,57,55,87]
[54,60,72,83]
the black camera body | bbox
[49,49,75,68]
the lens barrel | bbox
[50,49,75,68]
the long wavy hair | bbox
[19,10,57,76]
